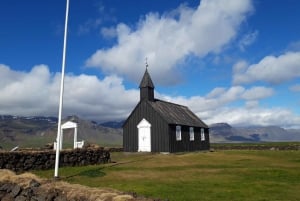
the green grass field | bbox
[33,150,300,201]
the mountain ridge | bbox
[0,115,122,150]
[1,115,299,150]
[209,122,300,142]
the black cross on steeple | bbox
[145,57,149,69]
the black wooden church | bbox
[123,67,210,152]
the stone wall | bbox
[0,180,63,201]
[0,180,144,201]
[212,144,300,151]
[0,148,110,172]
[0,169,152,201]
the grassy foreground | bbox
[33,150,300,201]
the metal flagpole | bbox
[54,0,70,178]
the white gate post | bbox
[74,126,78,148]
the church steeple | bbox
[139,65,154,102]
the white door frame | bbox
[54,121,84,150]
[137,118,151,152]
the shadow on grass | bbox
[64,154,155,179]
[108,154,155,168]
[78,168,106,177]
[65,167,106,178]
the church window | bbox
[176,125,181,141]
[189,127,194,141]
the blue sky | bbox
[0,0,300,128]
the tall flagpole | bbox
[55,0,70,178]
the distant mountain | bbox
[209,123,300,143]
[100,120,125,128]
[1,115,300,150]
[0,115,57,121]
[0,115,122,150]
[209,123,252,142]
[63,116,123,146]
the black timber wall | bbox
[123,100,169,152]
[169,125,210,153]
[140,87,154,101]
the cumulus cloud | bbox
[0,64,55,112]
[86,0,253,84]
[232,60,248,74]
[241,86,274,100]
[160,85,274,112]
[203,106,300,128]
[158,85,299,128]
[1,64,298,127]
[0,64,138,121]
[233,51,300,85]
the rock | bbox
[0,191,6,199]
[31,194,47,201]
[46,188,60,200]
[20,187,34,198]
[1,193,15,201]
[10,184,22,197]
[0,147,110,172]
[0,183,13,192]
[14,195,27,201]
[54,195,68,201]
[29,179,41,188]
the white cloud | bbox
[156,85,300,128]
[287,40,300,51]
[86,0,253,85]
[289,84,300,92]
[78,19,102,35]
[1,64,299,128]
[219,86,245,102]
[233,51,300,84]
[232,60,248,74]
[245,100,259,109]
[0,64,54,111]
[101,27,117,38]
[206,87,226,98]
[203,106,300,128]
[160,85,273,110]
[0,64,138,121]
[238,30,258,51]
[241,86,274,100]
[159,87,299,128]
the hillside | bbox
[0,115,122,150]
[210,123,300,142]
[1,115,300,150]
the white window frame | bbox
[201,128,205,141]
[189,127,194,141]
[176,125,181,141]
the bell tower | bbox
[139,61,154,101]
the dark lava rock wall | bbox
[0,148,110,172]
[0,180,70,201]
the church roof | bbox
[148,99,208,128]
[139,69,154,88]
